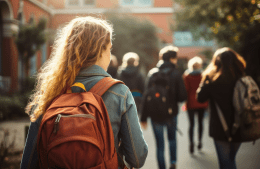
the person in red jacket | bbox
[183,56,208,154]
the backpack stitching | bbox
[107,90,125,98]
[122,89,130,115]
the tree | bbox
[174,0,260,85]
[105,12,160,69]
[15,17,47,79]
[175,0,260,47]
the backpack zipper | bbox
[53,114,95,134]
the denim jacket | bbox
[21,65,148,169]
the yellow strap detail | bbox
[71,82,87,91]
[67,89,72,93]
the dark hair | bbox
[202,47,246,82]
[159,45,179,61]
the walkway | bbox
[0,106,259,169]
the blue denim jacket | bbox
[21,65,148,169]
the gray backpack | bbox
[232,76,260,142]
[215,76,260,142]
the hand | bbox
[140,122,147,130]
[181,102,187,111]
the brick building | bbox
[0,0,214,92]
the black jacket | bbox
[117,66,144,94]
[196,74,241,142]
[141,61,187,122]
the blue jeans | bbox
[151,116,177,169]
[214,140,241,169]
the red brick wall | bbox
[178,47,212,60]
[51,13,173,43]
[154,0,173,7]
[47,0,65,9]
[9,0,20,19]
[37,51,42,70]
[23,1,51,23]
[2,37,19,91]
[50,13,102,29]
[133,13,173,43]
[96,0,118,8]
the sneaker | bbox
[189,143,194,154]
[169,163,176,169]
[198,142,202,150]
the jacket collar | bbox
[157,60,176,70]
[77,65,111,77]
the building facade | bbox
[0,0,213,92]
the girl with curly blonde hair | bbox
[21,16,148,169]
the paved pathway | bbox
[141,107,260,169]
[0,107,260,169]
[0,117,30,152]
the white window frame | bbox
[120,0,153,7]
[65,0,96,8]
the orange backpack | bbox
[37,77,123,169]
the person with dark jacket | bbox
[183,56,208,154]
[196,47,246,169]
[117,52,145,113]
[140,46,187,169]
[107,54,118,78]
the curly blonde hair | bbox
[26,16,113,121]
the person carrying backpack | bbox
[117,52,145,115]
[196,47,247,169]
[21,16,148,169]
[107,54,118,78]
[140,45,187,169]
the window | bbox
[67,0,95,6]
[174,31,215,47]
[120,0,152,7]
[30,54,37,76]
[68,0,79,5]
[84,0,95,5]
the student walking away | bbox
[140,46,187,169]
[107,54,118,78]
[117,52,145,115]
[21,16,148,169]
[183,56,208,154]
[196,47,250,169]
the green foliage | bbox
[0,128,16,169]
[0,77,35,120]
[15,17,47,77]
[105,13,160,66]
[175,0,260,49]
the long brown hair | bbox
[202,47,246,82]
[26,16,113,122]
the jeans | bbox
[214,140,241,169]
[151,116,177,169]
[187,109,205,145]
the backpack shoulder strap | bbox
[214,101,232,142]
[89,77,124,96]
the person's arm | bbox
[183,73,190,93]
[137,73,145,95]
[118,89,148,168]
[21,116,42,169]
[174,71,187,103]
[140,92,149,129]
[196,76,211,103]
